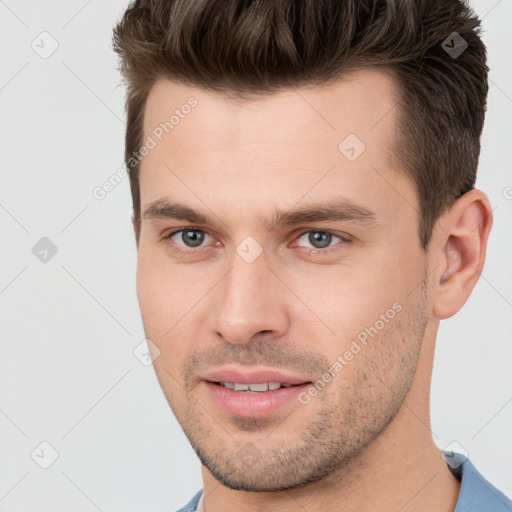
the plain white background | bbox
[0,1,510,510]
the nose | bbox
[213,252,290,346]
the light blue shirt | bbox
[175,453,512,511]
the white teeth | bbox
[219,381,290,392]
[246,383,268,392]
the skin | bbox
[134,68,492,511]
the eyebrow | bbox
[141,198,378,231]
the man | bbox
[112,1,512,510]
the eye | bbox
[163,227,351,257]
[165,228,213,251]
[293,230,351,254]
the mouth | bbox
[208,381,306,392]
[203,379,313,418]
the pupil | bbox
[309,231,331,249]
[183,230,204,247]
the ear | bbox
[431,188,493,320]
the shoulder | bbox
[454,456,512,511]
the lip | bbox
[202,367,311,385]
[201,367,312,418]
[203,381,311,417]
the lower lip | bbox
[203,381,311,418]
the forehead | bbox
[139,68,416,234]
[142,68,399,164]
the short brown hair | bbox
[112,0,489,250]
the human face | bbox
[136,68,431,491]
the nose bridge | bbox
[213,250,288,345]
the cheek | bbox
[284,254,416,365]
[136,250,186,357]
[135,248,211,374]
[136,245,191,322]
[136,252,166,328]
[285,262,396,327]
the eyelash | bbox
[163,227,352,256]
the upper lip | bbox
[202,367,312,385]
